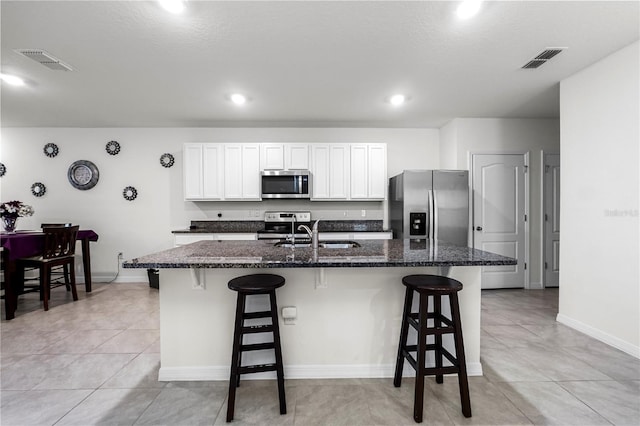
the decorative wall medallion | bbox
[105,140,121,155]
[123,186,138,201]
[160,153,175,168]
[43,143,59,158]
[0,163,5,177]
[31,182,46,197]
[68,160,99,190]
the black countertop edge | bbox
[125,260,516,269]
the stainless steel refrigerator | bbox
[389,170,469,245]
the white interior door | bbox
[543,153,560,287]
[472,154,527,289]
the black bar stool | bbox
[393,274,471,423]
[226,273,286,422]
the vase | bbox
[2,216,17,233]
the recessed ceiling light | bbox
[389,94,406,106]
[230,93,247,105]
[159,0,185,14]
[456,0,482,19]
[0,73,25,86]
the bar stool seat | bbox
[394,274,471,423]
[226,273,286,422]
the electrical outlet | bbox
[361,209,366,217]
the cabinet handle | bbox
[475,226,483,231]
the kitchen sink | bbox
[273,240,361,249]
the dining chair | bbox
[16,225,79,311]
[22,223,73,295]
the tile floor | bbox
[1,283,639,425]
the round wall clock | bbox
[160,153,175,168]
[68,160,99,190]
[106,140,121,155]
[44,143,59,158]
[31,182,46,197]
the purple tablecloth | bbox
[1,230,99,261]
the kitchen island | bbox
[124,239,515,381]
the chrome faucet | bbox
[288,215,296,246]
[298,220,320,249]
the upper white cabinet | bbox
[260,144,309,170]
[310,144,350,200]
[184,143,259,201]
[350,144,387,200]
[185,142,386,202]
[224,144,261,200]
[184,143,223,200]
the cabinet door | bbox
[350,144,387,200]
[368,144,387,200]
[184,143,203,200]
[260,144,284,170]
[242,144,261,200]
[285,144,309,170]
[224,145,243,199]
[203,144,224,199]
[310,145,330,199]
[329,144,349,199]
[350,144,369,199]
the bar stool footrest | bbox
[240,342,276,352]
[238,363,278,375]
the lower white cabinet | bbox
[174,233,257,246]
[319,232,392,241]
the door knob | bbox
[475,226,483,231]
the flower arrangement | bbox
[0,200,35,218]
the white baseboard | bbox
[556,313,640,359]
[158,362,483,382]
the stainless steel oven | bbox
[261,170,311,199]
[257,211,311,241]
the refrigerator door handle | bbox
[433,189,438,241]
[428,189,434,239]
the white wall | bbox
[0,127,438,281]
[558,41,639,357]
[439,118,561,287]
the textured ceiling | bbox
[1,1,638,128]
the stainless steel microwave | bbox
[261,170,311,199]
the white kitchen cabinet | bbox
[310,144,349,200]
[174,233,257,246]
[350,144,387,200]
[319,231,392,241]
[224,144,261,200]
[260,143,309,170]
[184,143,204,200]
[203,144,224,199]
[285,144,309,170]
[184,143,224,200]
[260,144,285,170]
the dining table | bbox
[1,229,99,320]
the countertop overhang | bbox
[123,239,516,269]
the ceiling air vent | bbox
[14,49,73,71]
[522,47,566,69]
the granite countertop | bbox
[123,239,516,269]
